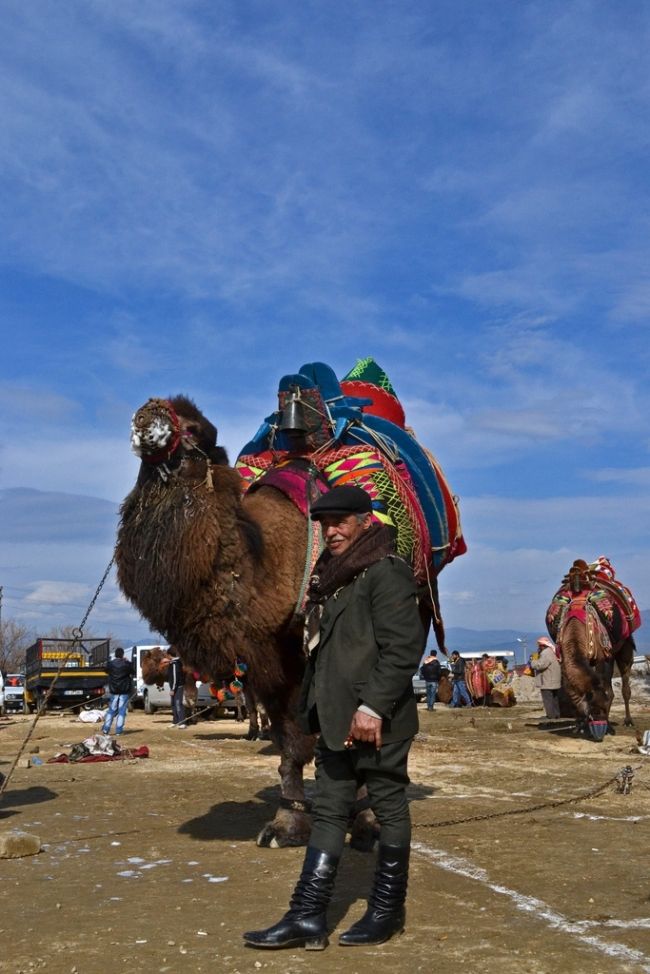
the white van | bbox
[125,644,171,713]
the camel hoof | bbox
[349,830,377,853]
[256,812,311,849]
[243,730,257,741]
[256,824,308,848]
[349,809,380,853]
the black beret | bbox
[310,485,373,521]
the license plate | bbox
[65,690,84,695]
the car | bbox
[412,662,450,703]
[3,674,25,713]
[412,673,426,702]
[142,679,172,714]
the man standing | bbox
[243,485,424,951]
[419,649,442,711]
[530,636,562,718]
[449,650,472,708]
[102,647,133,736]
[168,649,187,728]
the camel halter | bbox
[133,398,182,465]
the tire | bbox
[143,691,156,715]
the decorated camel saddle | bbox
[545,557,641,657]
[235,359,467,586]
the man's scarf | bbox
[304,523,396,653]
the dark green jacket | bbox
[297,555,424,750]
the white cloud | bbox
[25,581,93,606]
[589,467,650,487]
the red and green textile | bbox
[546,558,641,651]
[341,357,406,428]
[236,356,467,580]
[236,444,431,582]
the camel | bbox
[116,394,445,846]
[141,646,270,739]
[546,559,637,740]
[140,646,197,711]
[116,396,334,847]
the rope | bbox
[0,556,115,801]
[412,765,645,830]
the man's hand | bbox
[347,709,383,749]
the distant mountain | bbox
[440,627,540,661]
[442,611,650,657]
[0,487,117,544]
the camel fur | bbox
[117,395,380,847]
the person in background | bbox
[102,647,133,736]
[419,649,442,711]
[470,654,490,706]
[449,651,472,708]
[530,637,562,719]
[168,649,187,728]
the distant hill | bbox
[442,611,650,658]
[440,627,540,661]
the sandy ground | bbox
[1,686,650,974]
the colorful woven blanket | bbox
[236,358,466,583]
[546,557,641,653]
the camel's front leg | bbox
[256,718,315,849]
[243,687,260,741]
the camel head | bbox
[141,647,173,688]
[131,396,228,475]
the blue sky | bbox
[1,1,649,646]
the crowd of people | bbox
[418,649,518,709]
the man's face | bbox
[318,512,372,556]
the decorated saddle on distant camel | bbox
[235,358,467,585]
[546,556,641,656]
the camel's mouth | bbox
[130,399,181,461]
[131,414,175,457]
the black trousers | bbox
[309,736,412,856]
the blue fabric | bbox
[102,693,129,735]
[451,681,472,708]
[237,361,456,572]
[171,686,186,725]
[425,681,439,709]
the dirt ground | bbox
[1,688,650,974]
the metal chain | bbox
[0,555,115,800]
[412,766,644,830]
[74,555,115,638]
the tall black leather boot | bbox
[243,846,339,950]
[339,843,409,946]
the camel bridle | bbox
[132,398,216,490]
